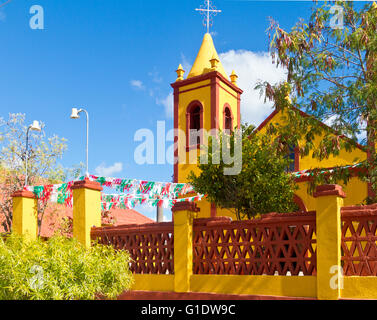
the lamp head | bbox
[30,120,41,132]
[70,108,81,119]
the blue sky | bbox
[0,0,362,220]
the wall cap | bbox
[172,202,200,213]
[11,190,35,199]
[313,184,346,198]
[71,179,103,192]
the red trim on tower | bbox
[171,71,243,95]
[223,103,234,131]
[211,77,219,130]
[186,100,204,152]
[173,87,179,183]
[237,93,241,129]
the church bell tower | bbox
[171,33,243,218]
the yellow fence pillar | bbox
[11,190,38,240]
[72,179,103,248]
[172,202,199,293]
[314,184,346,300]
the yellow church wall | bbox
[196,201,212,218]
[296,177,368,211]
[215,207,238,220]
[258,110,367,171]
[257,109,369,207]
[299,133,366,170]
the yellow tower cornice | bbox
[171,70,243,95]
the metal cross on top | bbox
[195,0,222,34]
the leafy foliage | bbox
[0,234,133,300]
[188,125,298,220]
[257,1,377,202]
[0,113,84,233]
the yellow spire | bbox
[187,33,228,79]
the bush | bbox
[0,234,133,300]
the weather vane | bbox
[195,0,222,34]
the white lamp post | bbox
[70,108,90,178]
[25,120,42,186]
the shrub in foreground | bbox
[0,235,133,300]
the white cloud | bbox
[95,162,123,177]
[156,92,174,119]
[219,50,287,126]
[130,80,145,90]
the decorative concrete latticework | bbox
[341,204,377,276]
[192,213,317,276]
[92,223,174,275]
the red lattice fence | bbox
[341,204,377,276]
[91,222,174,274]
[193,213,317,276]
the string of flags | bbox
[100,193,206,211]
[291,163,363,179]
[24,175,203,210]
[24,182,74,207]
[24,163,364,210]
[81,175,195,199]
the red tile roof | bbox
[109,208,155,226]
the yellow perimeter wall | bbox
[131,274,377,300]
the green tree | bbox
[257,1,377,202]
[0,113,76,234]
[188,125,298,220]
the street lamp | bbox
[70,107,89,178]
[25,120,42,186]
